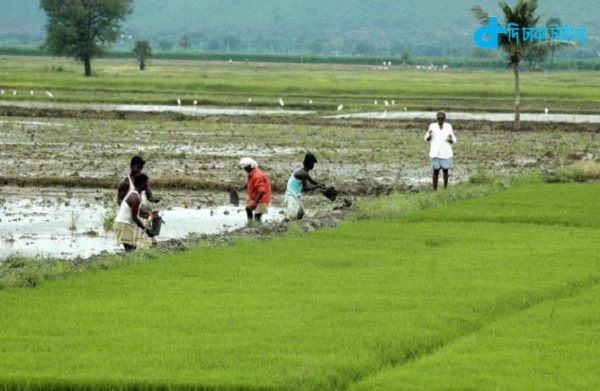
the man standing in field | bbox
[239,157,272,223]
[114,173,155,251]
[117,155,160,215]
[285,152,324,220]
[425,112,456,190]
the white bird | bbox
[391,100,396,105]
[308,99,313,105]
[403,106,407,111]
[382,61,386,66]
[13,90,17,95]
[388,61,392,66]
[374,100,378,105]
[337,104,344,111]
[544,106,549,115]
[247,98,252,103]
[30,90,34,96]
[384,100,389,106]
[177,98,181,106]
[45,91,53,98]
[193,100,198,105]
[0,90,4,95]
[278,98,285,107]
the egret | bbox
[13,90,17,95]
[177,98,181,106]
[544,106,549,115]
[391,100,396,105]
[403,106,407,111]
[308,99,313,105]
[0,90,4,95]
[337,104,343,111]
[279,98,285,107]
[248,98,252,103]
[374,100,378,105]
[30,90,34,96]
[193,100,198,105]
[45,91,53,98]
[384,100,389,106]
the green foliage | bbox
[2,0,598,57]
[0,56,599,113]
[131,39,152,70]
[552,161,600,183]
[357,172,543,221]
[40,0,133,75]
[178,34,191,50]
[0,183,598,389]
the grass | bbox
[1,56,599,113]
[0,181,598,390]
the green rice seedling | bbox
[0,183,598,390]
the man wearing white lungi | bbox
[114,173,155,251]
[425,112,457,190]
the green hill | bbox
[0,0,597,57]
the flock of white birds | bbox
[0,88,551,115]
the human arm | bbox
[144,186,160,203]
[446,125,457,144]
[295,170,323,191]
[128,194,154,237]
[424,125,433,142]
[235,181,248,192]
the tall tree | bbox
[40,0,133,76]
[179,34,192,50]
[132,40,152,70]
[472,0,542,130]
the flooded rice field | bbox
[0,100,316,117]
[0,187,284,260]
[330,110,600,123]
[1,112,599,260]
[2,101,600,124]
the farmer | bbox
[117,155,160,216]
[425,112,456,190]
[239,157,272,223]
[114,173,155,251]
[285,152,324,220]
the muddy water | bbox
[0,101,315,116]
[3,101,599,123]
[328,110,600,123]
[0,190,283,260]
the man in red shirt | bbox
[239,157,272,223]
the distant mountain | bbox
[1,0,597,57]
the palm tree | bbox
[472,0,542,131]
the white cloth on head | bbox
[424,122,456,159]
[239,157,258,168]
